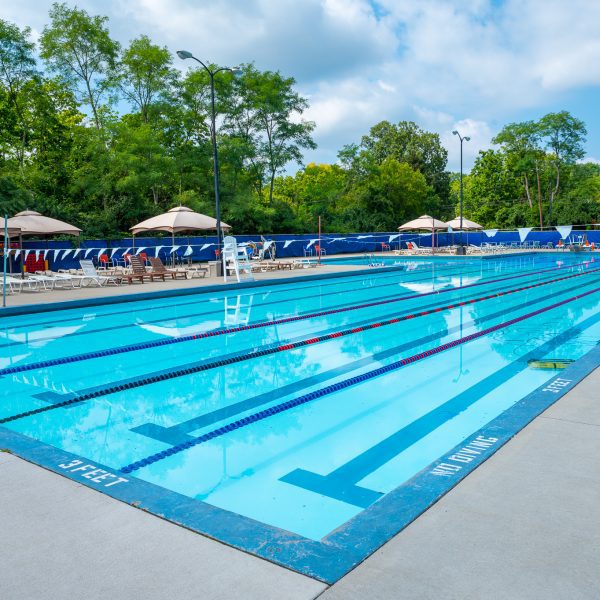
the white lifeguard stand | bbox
[222,236,254,283]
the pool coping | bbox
[2,341,599,584]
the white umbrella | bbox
[445,218,483,247]
[7,210,81,236]
[398,215,448,253]
[445,217,483,230]
[398,215,449,231]
[130,206,232,263]
[130,206,231,235]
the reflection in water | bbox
[224,294,253,326]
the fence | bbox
[4,228,600,273]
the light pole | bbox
[177,50,240,276]
[452,130,470,255]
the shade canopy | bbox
[7,210,81,236]
[130,206,231,235]
[445,217,483,230]
[3,221,21,238]
[398,215,448,231]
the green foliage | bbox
[341,120,450,211]
[40,2,120,130]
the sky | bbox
[2,0,600,173]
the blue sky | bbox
[4,0,600,172]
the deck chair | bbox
[128,255,165,282]
[2,275,39,293]
[408,241,428,255]
[79,260,123,286]
[148,256,188,279]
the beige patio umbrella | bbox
[130,206,231,258]
[398,215,448,253]
[446,217,483,247]
[445,217,482,230]
[5,211,80,279]
[131,206,231,235]
[7,210,81,236]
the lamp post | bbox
[177,50,240,276]
[452,130,470,255]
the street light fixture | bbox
[177,50,240,275]
[452,130,470,255]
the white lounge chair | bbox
[2,275,39,294]
[25,274,61,290]
[407,242,429,255]
[79,260,122,286]
[293,258,318,268]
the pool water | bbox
[2,253,600,542]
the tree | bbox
[343,120,449,203]
[115,35,175,124]
[538,111,587,222]
[0,19,38,170]
[338,158,429,231]
[230,66,316,205]
[456,149,526,228]
[493,121,545,226]
[273,163,347,231]
[40,3,120,130]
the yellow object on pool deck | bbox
[527,358,575,370]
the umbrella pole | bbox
[2,215,7,308]
[172,231,175,267]
[19,233,23,278]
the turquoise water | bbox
[2,253,600,540]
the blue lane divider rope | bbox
[118,285,600,474]
[0,260,588,378]
[2,267,598,428]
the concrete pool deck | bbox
[1,362,598,599]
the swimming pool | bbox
[2,252,600,581]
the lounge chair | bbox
[2,275,39,294]
[128,255,165,282]
[185,263,209,278]
[148,256,189,279]
[79,260,123,286]
[407,242,429,255]
[293,258,318,268]
[25,273,61,290]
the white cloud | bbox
[441,119,494,172]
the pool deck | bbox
[1,252,599,598]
